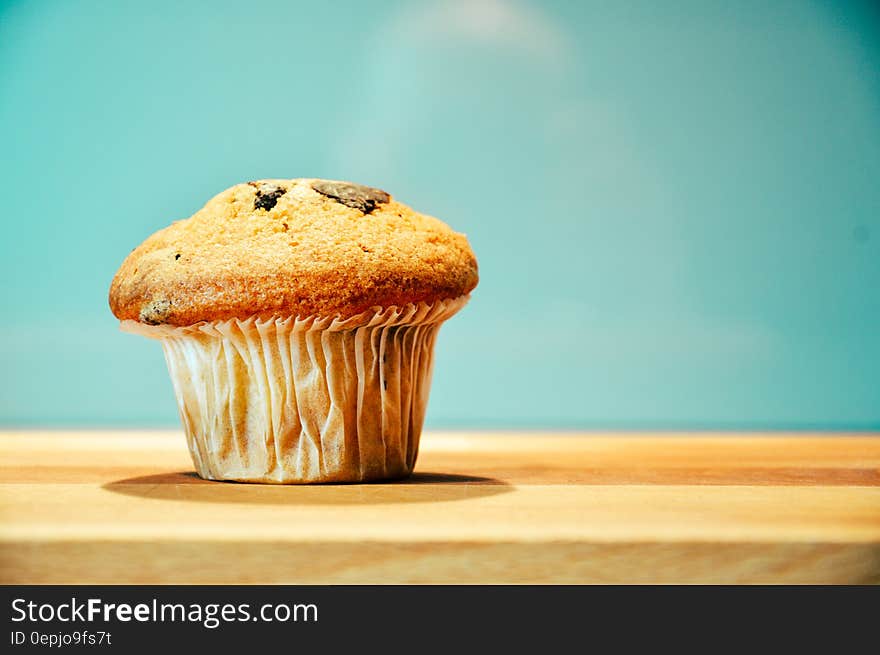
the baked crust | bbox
[109,179,478,326]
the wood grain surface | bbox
[1,431,878,584]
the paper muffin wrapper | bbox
[120,296,468,483]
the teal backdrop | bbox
[1,0,878,429]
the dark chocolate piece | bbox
[250,183,286,211]
[311,181,390,214]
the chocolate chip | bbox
[174,253,181,260]
[139,299,172,326]
[249,183,286,211]
[311,180,390,214]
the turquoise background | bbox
[1,0,878,430]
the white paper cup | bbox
[121,296,468,483]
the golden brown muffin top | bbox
[109,179,478,326]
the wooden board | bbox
[1,431,878,584]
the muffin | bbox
[109,179,477,483]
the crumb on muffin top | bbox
[109,179,478,326]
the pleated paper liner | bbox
[120,296,468,483]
